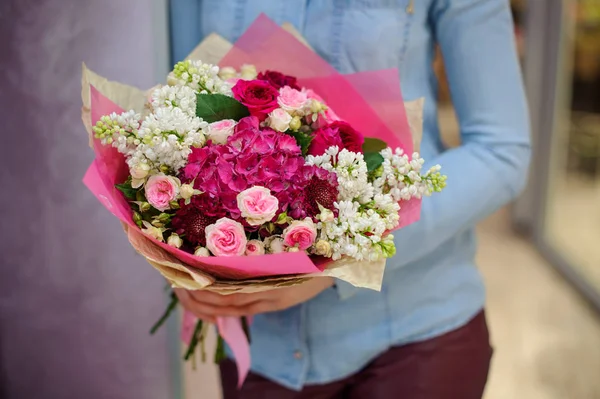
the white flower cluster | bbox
[167,60,232,95]
[150,85,197,117]
[130,107,207,172]
[306,147,370,201]
[93,110,141,151]
[374,148,445,201]
[317,200,397,261]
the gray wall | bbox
[0,1,173,398]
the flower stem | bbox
[150,291,179,335]
[214,335,226,364]
[241,316,251,344]
[183,320,204,361]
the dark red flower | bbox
[257,70,301,90]
[172,205,217,246]
[231,80,279,121]
[329,121,364,153]
[303,167,339,217]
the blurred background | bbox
[1,0,599,398]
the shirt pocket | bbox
[331,0,414,73]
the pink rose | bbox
[237,186,279,226]
[145,173,180,211]
[307,125,343,156]
[278,86,309,113]
[232,79,279,121]
[205,218,247,257]
[207,119,236,144]
[282,218,317,250]
[245,240,265,256]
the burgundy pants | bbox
[220,311,492,399]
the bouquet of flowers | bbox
[81,16,445,384]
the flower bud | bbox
[180,184,195,200]
[218,66,237,80]
[289,116,302,131]
[318,208,335,223]
[157,213,171,222]
[379,237,396,258]
[141,221,164,242]
[139,202,151,213]
[240,64,257,80]
[133,211,143,227]
[313,240,332,257]
[159,164,170,174]
[169,200,180,209]
[264,236,285,254]
[194,247,211,257]
[151,219,164,228]
[310,99,325,114]
[167,233,183,249]
[130,163,150,179]
[275,212,288,225]
[287,246,300,253]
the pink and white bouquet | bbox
[82,16,445,384]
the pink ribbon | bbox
[181,311,251,388]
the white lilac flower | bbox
[92,110,141,154]
[134,107,207,172]
[375,148,447,201]
[306,146,370,202]
[167,60,232,95]
[150,85,197,117]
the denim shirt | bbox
[170,0,531,390]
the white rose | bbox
[167,233,183,249]
[314,240,332,257]
[207,119,236,145]
[268,109,292,132]
[194,247,211,257]
[130,163,150,179]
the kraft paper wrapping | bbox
[82,26,424,294]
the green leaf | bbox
[362,137,388,172]
[287,131,313,156]
[116,180,137,200]
[364,152,385,172]
[196,93,250,123]
[362,137,388,153]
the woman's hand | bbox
[174,277,334,323]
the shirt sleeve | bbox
[335,0,531,299]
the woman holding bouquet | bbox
[171,1,530,398]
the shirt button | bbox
[294,351,303,360]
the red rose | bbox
[329,121,364,153]
[307,126,343,156]
[232,80,279,121]
[257,70,301,90]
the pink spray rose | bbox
[205,218,247,257]
[282,218,317,250]
[145,173,180,211]
[232,80,279,121]
[277,86,309,113]
[245,240,265,256]
[207,119,236,144]
[237,186,279,226]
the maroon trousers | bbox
[220,311,493,399]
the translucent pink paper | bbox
[83,14,421,281]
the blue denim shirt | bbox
[171,0,531,390]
